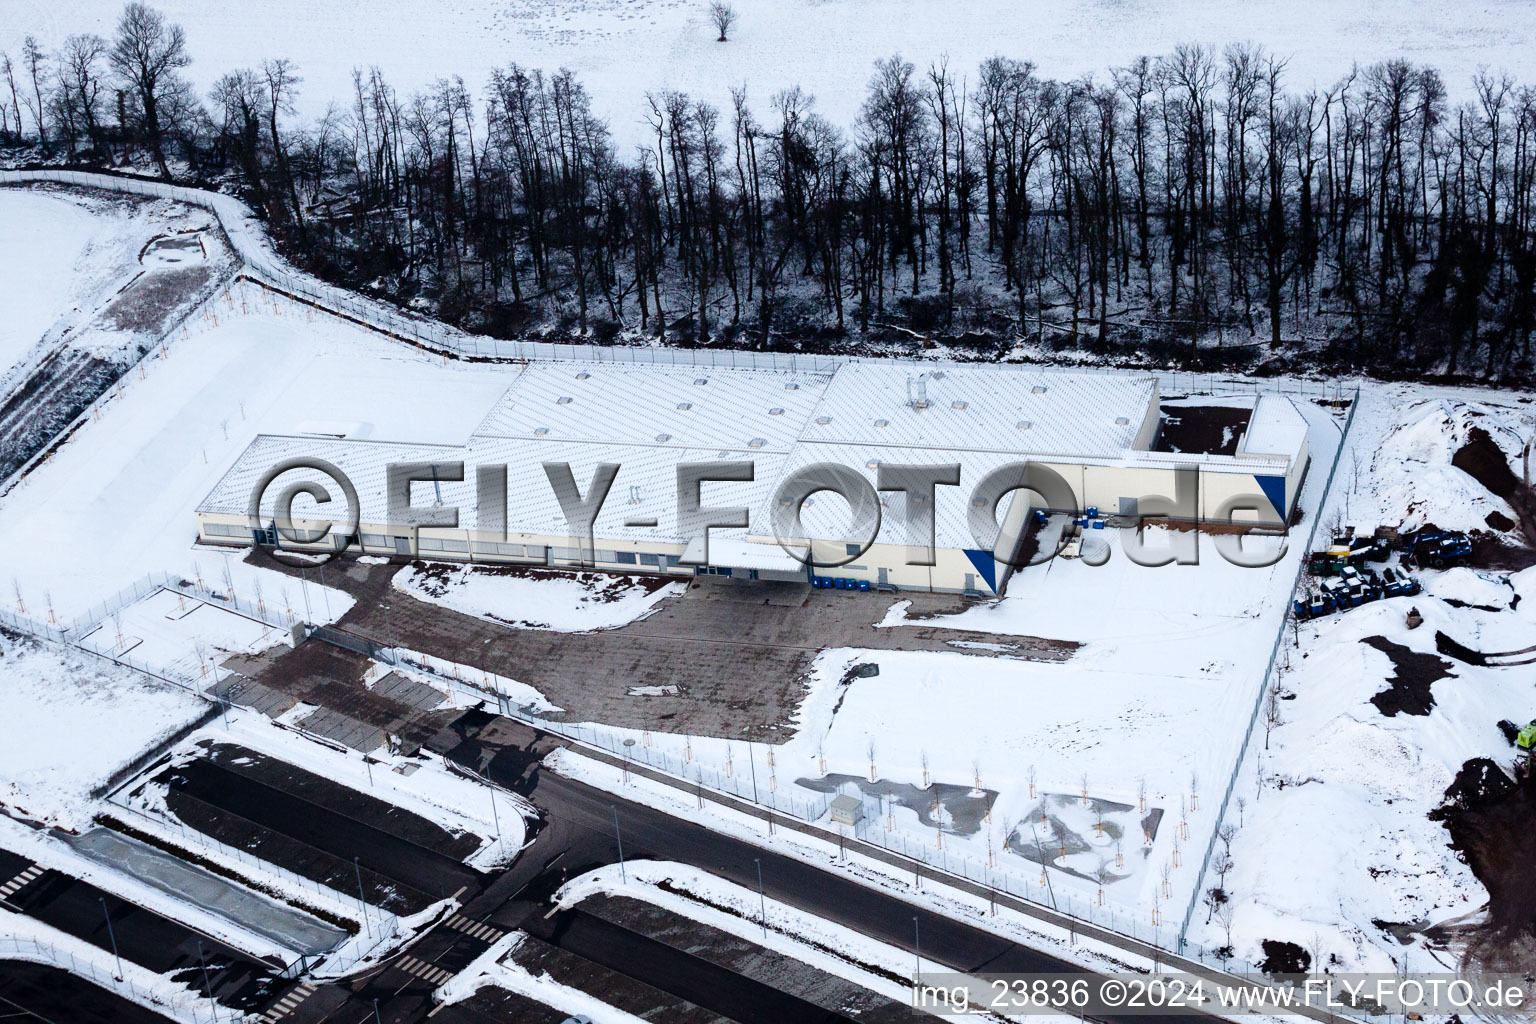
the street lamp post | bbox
[612,805,626,884]
[196,939,213,999]
[99,898,124,980]
[354,856,373,938]
[913,915,920,986]
[754,857,767,939]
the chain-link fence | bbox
[1177,388,1363,954]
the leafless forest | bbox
[9,3,1536,381]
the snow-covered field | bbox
[1190,385,1536,973]
[394,563,684,632]
[9,1,1536,152]
[0,632,207,831]
[0,191,110,380]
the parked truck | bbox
[1402,530,1473,569]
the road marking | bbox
[397,956,454,986]
[447,914,505,943]
[0,865,44,900]
[259,981,317,1022]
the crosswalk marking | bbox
[0,865,44,901]
[397,955,454,986]
[259,981,317,1023]
[446,914,505,943]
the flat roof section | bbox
[797,362,1158,458]
[472,360,834,453]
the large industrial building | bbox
[195,357,1310,596]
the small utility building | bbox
[196,357,1310,596]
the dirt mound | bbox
[1431,759,1536,938]
[1487,510,1516,531]
[1453,427,1520,499]
[1257,939,1311,976]
[1361,635,1453,716]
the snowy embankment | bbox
[1197,384,1536,973]
[0,187,223,396]
[393,562,683,632]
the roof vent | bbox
[677,402,693,411]
[693,377,708,386]
[748,437,767,448]
[557,396,573,405]
[534,427,550,435]
[907,374,931,409]
[575,371,591,380]
[816,415,832,425]
[1016,420,1032,430]
[785,382,800,391]
[769,407,785,416]
[655,433,672,442]
[952,400,968,411]
[1115,416,1130,425]
[874,418,889,428]
[1031,385,1048,395]
[629,485,643,504]
[866,459,882,470]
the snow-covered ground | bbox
[394,563,684,632]
[0,188,222,396]
[1191,384,1536,973]
[10,1,1536,152]
[0,190,111,381]
[0,281,511,624]
[0,632,207,831]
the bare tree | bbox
[109,2,191,179]
[709,2,737,42]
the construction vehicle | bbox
[1337,566,1377,605]
[1518,720,1536,752]
[1402,530,1472,569]
[1348,536,1393,564]
[1293,589,1333,620]
[1380,567,1421,598]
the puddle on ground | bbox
[1006,792,1164,884]
[141,232,207,267]
[796,773,997,835]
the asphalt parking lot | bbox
[251,555,1075,739]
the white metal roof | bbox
[1240,394,1309,462]
[797,362,1157,457]
[473,360,833,453]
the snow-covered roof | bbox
[473,360,833,453]
[199,361,1300,552]
[200,433,783,547]
[1240,394,1309,462]
[797,362,1156,457]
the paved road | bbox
[0,843,281,1012]
[165,757,481,900]
[526,907,860,1024]
[429,715,1216,1024]
[0,960,175,1024]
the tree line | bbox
[6,3,1536,382]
